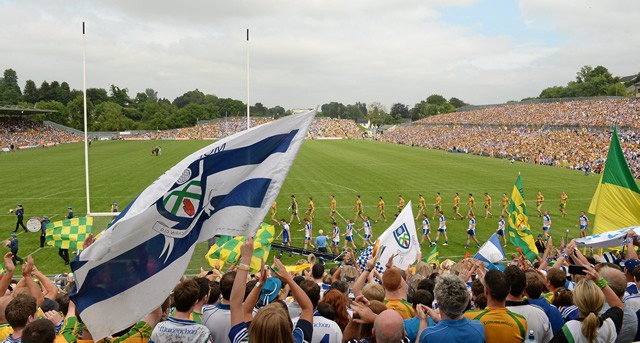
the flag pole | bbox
[82,21,91,216]
[246,28,250,130]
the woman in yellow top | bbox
[452,192,464,220]
[397,195,405,213]
[467,193,475,216]
[306,197,315,221]
[415,194,426,220]
[536,191,544,217]
[559,191,568,218]
[432,192,442,220]
[376,196,387,223]
[329,194,337,221]
[501,192,509,216]
[484,192,492,218]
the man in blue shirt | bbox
[39,216,50,248]
[9,234,23,264]
[315,230,329,254]
[417,274,485,343]
[12,204,26,233]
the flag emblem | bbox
[393,223,411,249]
[162,179,202,218]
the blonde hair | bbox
[415,262,433,277]
[249,303,294,343]
[573,280,605,343]
[362,283,385,302]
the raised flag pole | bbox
[246,28,250,130]
[82,22,91,216]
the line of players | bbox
[269,191,588,252]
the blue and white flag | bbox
[575,225,640,248]
[70,110,316,339]
[474,233,506,264]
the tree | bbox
[367,102,388,127]
[66,95,93,130]
[87,88,109,105]
[2,69,19,87]
[320,102,346,118]
[268,105,286,118]
[250,102,267,116]
[109,85,131,107]
[448,97,468,108]
[0,69,22,104]
[92,101,135,131]
[390,103,409,120]
[173,89,206,108]
[23,80,38,103]
[426,94,447,106]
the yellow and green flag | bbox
[507,174,538,261]
[424,245,439,265]
[588,127,640,234]
[205,222,275,273]
[45,217,93,251]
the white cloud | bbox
[0,0,637,109]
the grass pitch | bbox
[0,139,599,275]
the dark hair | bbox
[546,268,566,289]
[5,294,37,329]
[330,281,349,294]
[312,264,325,279]
[484,270,509,302]
[293,276,305,286]
[220,271,236,300]
[55,293,70,316]
[470,279,485,297]
[245,280,258,300]
[504,265,526,297]
[524,271,544,299]
[207,282,221,305]
[172,279,200,312]
[633,265,640,282]
[411,290,434,309]
[474,293,487,310]
[553,288,574,307]
[22,319,55,343]
[300,280,321,309]
[316,302,336,321]
[194,277,210,301]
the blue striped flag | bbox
[474,233,506,264]
[70,110,316,339]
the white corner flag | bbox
[372,201,420,271]
[70,110,316,339]
[474,233,506,264]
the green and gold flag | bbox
[205,222,275,273]
[588,127,640,234]
[424,245,439,266]
[507,174,538,261]
[46,217,94,251]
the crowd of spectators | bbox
[5,229,640,343]
[418,98,640,129]
[307,117,363,139]
[0,117,81,150]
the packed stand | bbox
[151,117,273,140]
[417,98,640,129]
[307,118,363,139]
[0,117,81,150]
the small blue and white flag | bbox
[474,233,506,264]
[70,110,316,339]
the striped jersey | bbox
[363,220,372,235]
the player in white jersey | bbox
[343,219,358,252]
[298,217,316,251]
[362,216,373,248]
[331,222,340,255]
[275,218,291,246]
[465,213,481,249]
[496,215,507,247]
[576,211,589,238]
[542,210,552,238]
[420,214,433,247]
[434,210,449,246]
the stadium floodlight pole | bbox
[246,28,250,130]
[82,21,91,216]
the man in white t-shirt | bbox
[504,266,552,343]
[202,271,235,342]
[293,280,342,343]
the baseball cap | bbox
[625,259,640,272]
[10,234,16,237]
[259,277,282,305]
[67,206,73,209]
[43,215,49,219]
[17,204,22,206]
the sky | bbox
[0,0,638,110]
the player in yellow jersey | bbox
[452,192,464,220]
[376,196,387,223]
[501,192,509,216]
[484,192,492,218]
[467,193,475,216]
[329,194,337,221]
[270,201,278,224]
[536,191,544,217]
[397,195,405,213]
[415,193,426,220]
[305,197,315,221]
[288,194,301,224]
[353,195,365,223]
[559,191,568,218]
[432,192,442,220]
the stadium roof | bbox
[0,105,57,116]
